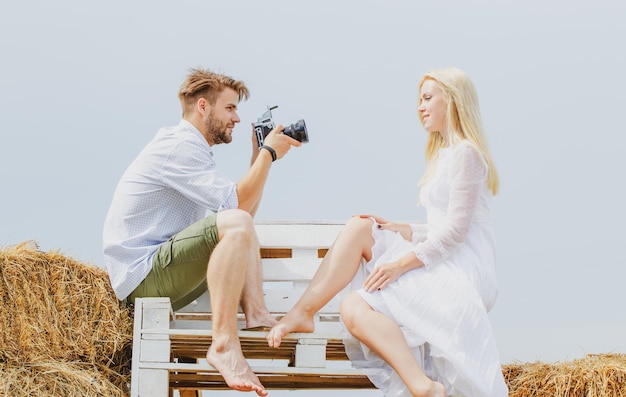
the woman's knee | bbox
[340,293,366,330]
[345,216,374,233]
[341,216,375,260]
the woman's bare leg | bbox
[341,293,446,397]
[267,217,375,347]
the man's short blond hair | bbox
[178,68,250,117]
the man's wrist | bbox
[261,145,277,162]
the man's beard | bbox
[205,111,232,144]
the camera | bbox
[254,105,309,149]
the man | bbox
[103,68,300,396]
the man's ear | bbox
[197,97,209,116]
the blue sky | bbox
[2,1,625,396]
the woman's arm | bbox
[413,143,487,269]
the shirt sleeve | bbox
[413,143,487,269]
[410,223,429,244]
[161,139,238,212]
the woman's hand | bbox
[363,252,423,292]
[363,260,404,292]
[357,214,388,225]
[357,214,412,241]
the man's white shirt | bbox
[103,119,238,300]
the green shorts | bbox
[126,214,219,311]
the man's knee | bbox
[216,209,256,243]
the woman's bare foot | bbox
[266,309,315,348]
[206,336,268,396]
[411,379,446,397]
[429,381,446,397]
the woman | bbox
[267,67,508,397]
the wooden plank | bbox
[165,362,375,390]
[142,328,344,341]
[260,248,292,258]
[170,340,350,363]
[169,338,350,361]
[130,297,145,397]
[141,339,171,362]
[173,312,342,324]
[261,257,323,280]
[141,298,173,328]
[132,298,173,397]
[295,339,327,368]
[138,368,169,397]
[141,362,367,376]
[254,222,343,247]
[169,373,374,390]
[174,288,347,315]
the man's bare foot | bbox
[245,311,278,330]
[206,337,268,396]
[266,310,315,348]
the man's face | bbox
[204,88,240,145]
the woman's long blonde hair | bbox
[418,67,499,195]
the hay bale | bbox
[0,241,132,396]
[0,361,129,397]
[0,241,132,364]
[503,353,626,397]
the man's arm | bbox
[236,124,301,215]
[245,129,262,216]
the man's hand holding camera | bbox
[251,105,309,163]
[258,124,302,162]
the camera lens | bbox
[284,119,309,143]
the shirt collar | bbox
[178,119,214,155]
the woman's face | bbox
[418,79,447,134]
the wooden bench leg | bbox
[131,298,173,397]
[169,386,199,397]
[178,390,200,397]
[175,357,200,397]
[294,338,327,368]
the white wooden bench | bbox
[130,221,375,396]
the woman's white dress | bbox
[344,141,509,397]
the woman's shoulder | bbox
[444,140,479,161]
[452,139,479,153]
[449,140,488,173]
